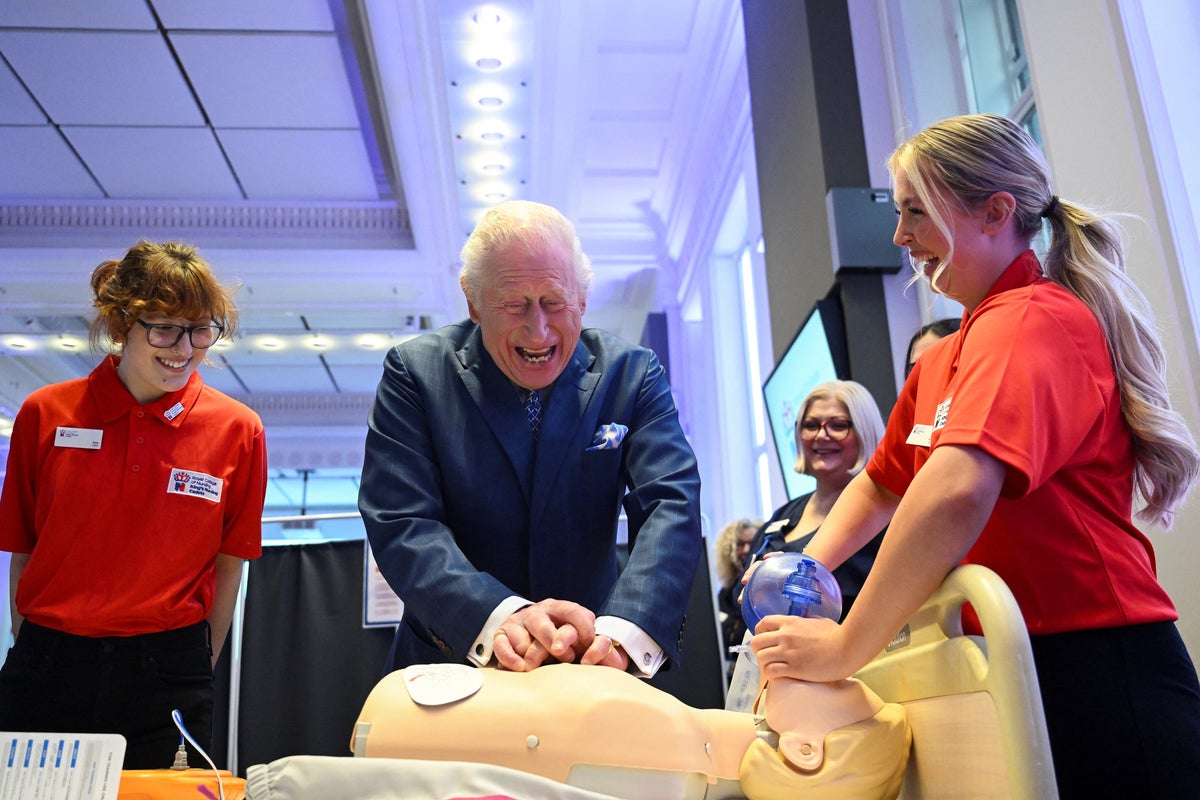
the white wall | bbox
[1017,0,1200,657]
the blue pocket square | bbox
[586,422,628,451]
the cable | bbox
[170,708,226,800]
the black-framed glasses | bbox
[133,318,223,349]
[798,417,854,440]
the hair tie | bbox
[1041,195,1059,219]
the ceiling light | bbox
[481,163,505,174]
[2,336,36,351]
[477,96,503,108]
[355,334,387,350]
[472,10,501,27]
[483,192,507,202]
[306,334,332,351]
[54,334,84,351]
[475,57,502,71]
[480,131,504,141]
[257,336,285,351]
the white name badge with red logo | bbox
[54,426,103,449]
[166,468,223,503]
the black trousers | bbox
[1032,620,1200,799]
[0,620,214,770]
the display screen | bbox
[762,292,850,499]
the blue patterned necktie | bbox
[524,389,543,440]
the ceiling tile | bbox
[62,126,242,199]
[584,121,668,171]
[576,175,661,219]
[0,31,204,126]
[170,32,359,128]
[327,364,386,394]
[236,363,339,393]
[219,129,377,201]
[0,1,155,29]
[589,0,698,51]
[0,60,45,124]
[589,61,681,118]
[196,363,246,395]
[0,127,102,199]
[151,0,334,32]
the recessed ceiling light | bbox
[2,336,35,351]
[480,131,504,141]
[475,57,502,71]
[472,11,501,27]
[481,163,505,173]
[258,336,285,351]
[355,334,387,350]
[483,192,507,202]
[478,96,503,107]
[55,334,83,351]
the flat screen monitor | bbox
[762,291,850,499]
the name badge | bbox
[55,427,103,450]
[166,468,223,503]
[906,424,933,448]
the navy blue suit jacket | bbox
[359,321,701,671]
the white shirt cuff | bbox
[596,616,665,677]
[468,595,532,667]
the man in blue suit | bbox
[359,201,702,678]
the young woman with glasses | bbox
[0,240,267,769]
[740,380,887,622]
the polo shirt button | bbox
[136,437,144,444]
[132,464,140,472]
[137,411,145,418]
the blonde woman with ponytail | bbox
[747,114,1200,798]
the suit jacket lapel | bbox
[456,327,535,502]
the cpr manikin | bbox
[351,556,911,800]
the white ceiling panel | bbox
[236,364,340,393]
[0,31,203,126]
[589,63,682,118]
[235,275,441,311]
[584,121,668,170]
[62,126,241,199]
[0,1,155,30]
[590,1,698,50]
[219,129,377,201]
[576,176,661,218]
[328,364,386,394]
[0,127,102,199]
[0,60,44,124]
[171,32,359,129]
[151,0,335,33]
[196,364,245,395]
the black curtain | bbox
[219,540,395,775]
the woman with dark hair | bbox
[0,241,267,768]
[904,317,960,378]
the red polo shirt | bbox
[0,355,266,636]
[868,251,1176,635]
